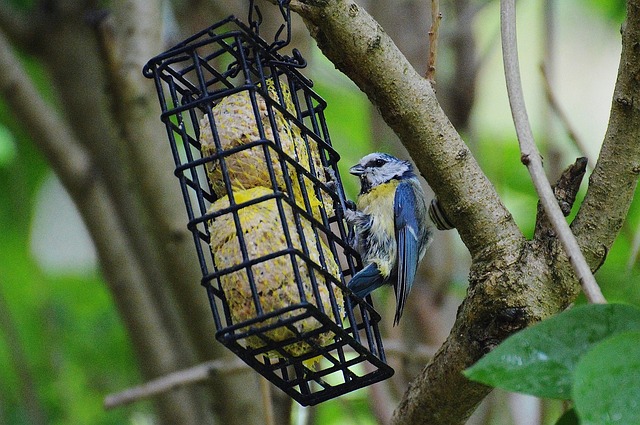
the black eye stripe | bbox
[366,158,386,168]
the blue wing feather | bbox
[348,263,386,299]
[393,182,421,325]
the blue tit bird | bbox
[345,153,433,325]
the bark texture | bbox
[280,0,640,423]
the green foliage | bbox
[593,190,640,306]
[596,264,640,307]
[573,331,640,425]
[0,256,146,424]
[313,71,371,200]
[0,115,147,424]
[555,409,580,425]
[7,0,35,9]
[0,125,16,167]
[464,304,640,424]
[314,391,377,425]
[584,0,626,22]
[474,138,539,237]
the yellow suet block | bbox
[199,80,329,220]
[208,186,344,359]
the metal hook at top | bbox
[247,0,293,53]
[270,0,292,52]
[269,48,307,69]
[248,0,263,36]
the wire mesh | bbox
[143,15,393,406]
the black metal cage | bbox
[143,14,393,406]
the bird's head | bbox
[350,153,414,194]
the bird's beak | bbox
[350,164,365,176]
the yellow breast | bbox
[358,179,399,222]
[356,180,399,276]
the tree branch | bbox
[103,2,270,423]
[270,1,624,423]
[500,0,605,304]
[425,0,442,83]
[289,0,523,262]
[0,2,38,51]
[103,0,216,354]
[0,32,91,192]
[534,157,588,240]
[572,0,640,269]
[0,291,48,425]
[31,7,199,385]
[272,1,537,424]
[32,7,185,360]
[104,358,249,409]
[104,338,435,410]
[0,27,207,425]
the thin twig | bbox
[260,377,275,425]
[425,0,442,83]
[104,339,436,410]
[626,224,640,270]
[500,0,606,304]
[104,359,248,409]
[366,361,394,425]
[0,31,91,191]
[0,292,48,425]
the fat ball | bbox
[199,79,328,220]
[208,186,343,358]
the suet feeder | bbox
[143,0,393,406]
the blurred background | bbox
[0,0,637,424]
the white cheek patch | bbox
[357,155,411,191]
[368,163,406,187]
[368,169,386,187]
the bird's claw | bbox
[323,166,338,193]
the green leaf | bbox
[464,304,640,399]
[573,331,640,425]
[584,0,626,22]
[555,409,580,425]
[0,125,16,167]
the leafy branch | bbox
[276,0,640,423]
[465,304,640,423]
[499,0,605,304]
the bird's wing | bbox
[393,181,421,325]
[348,263,386,299]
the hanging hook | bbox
[269,0,292,52]
[248,0,263,36]
[269,48,307,69]
[246,0,303,69]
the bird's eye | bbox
[374,159,386,167]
